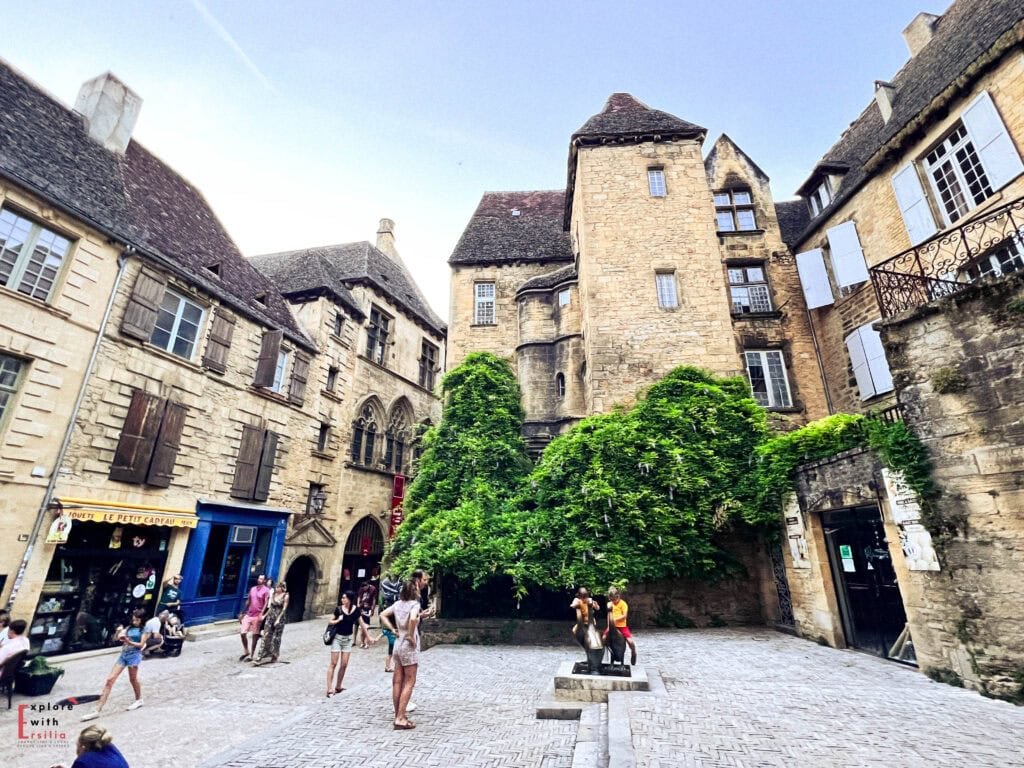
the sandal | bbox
[334,687,345,693]
[393,721,416,730]
[326,691,334,698]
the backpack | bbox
[380,578,400,609]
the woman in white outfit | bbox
[379,579,421,730]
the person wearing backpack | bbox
[378,573,401,672]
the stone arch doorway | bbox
[340,516,385,599]
[283,555,317,623]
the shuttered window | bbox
[109,389,187,487]
[795,248,834,309]
[0,208,72,302]
[231,424,279,501]
[289,351,311,405]
[845,321,894,401]
[121,269,168,341]
[201,308,236,373]
[826,221,869,288]
[254,329,283,387]
[150,289,206,360]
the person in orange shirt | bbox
[604,587,637,665]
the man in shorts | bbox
[238,574,270,661]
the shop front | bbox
[178,500,290,625]
[29,499,197,656]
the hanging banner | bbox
[388,474,406,539]
[45,503,73,544]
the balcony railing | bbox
[869,194,1024,318]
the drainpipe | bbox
[6,247,134,611]
[806,307,835,414]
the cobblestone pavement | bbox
[3,623,1023,767]
[628,629,1024,768]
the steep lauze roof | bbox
[252,242,446,336]
[774,200,812,249]
[0,59,310,347]
[517,263,577,293]
[448,191,574,266]
[572,93,705,144]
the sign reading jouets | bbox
[388,475,406,539]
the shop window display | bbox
[31,521,168,656]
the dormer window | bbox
[714,189,756,232]
[511,208,521,217]
[807,179,834,217]
[254,293,267,306]
[205,263,221,278]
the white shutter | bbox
[845,327,875,400]
[795,248,834,309]
[860,322,894,395]
[892,163,937,246]
[961,91,1024,192]
[826,220,869,287]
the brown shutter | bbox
[201,308,236,374]
[230,424,264,499]
[121,269,167,341]
[253,330,283,387]
[145,401,187,488]
[109,390,166,483]
[288,351,311,405]
[253,431,279,502]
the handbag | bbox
[322,623,337,646]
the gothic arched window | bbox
[556,372,566,398]
[350,404,379,465]
[384,411,409,474]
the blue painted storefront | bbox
[178,501,290,625]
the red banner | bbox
[388,474,406,539]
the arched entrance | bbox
[340,517,384,599]
[283,555,316,623]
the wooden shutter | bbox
[253,431,279,502]
[201,308,236,374]
[120,269,167,341]
[860,322,894,396]
[795,248,834,309]
[826,221,870,287]
[961,91,1024,192]
[109,390,166,483]
[231,424,265,499]
[288,351,311,406]
[845,328,874,401]
[145,401,187,488]
[891,163,937,246]
[253,329,283,387]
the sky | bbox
[3,1,937,319]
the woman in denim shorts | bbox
[81,609,148,720]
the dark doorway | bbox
[824,506,908,660]
[340,517,384,600]
[283,556,315,623]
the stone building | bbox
[251,221,445,603]
[449,96,828,453]
[779,0,1024,695]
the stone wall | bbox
[880,271,1024,699]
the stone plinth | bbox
[553,660,649,703]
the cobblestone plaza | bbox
[3,620,1023,767]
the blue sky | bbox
[3,1,934,317]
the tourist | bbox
[605,587,638,665]
[80,610,146,720]
[379,579,421,730]
[0,610,10,647]
[411,568,435,618]
[238,574,270,661]
[156,575,184,624]
[252,580,289,666]
[0,619,29,676]
[379,572,401,672]
[140,610,167,656]
[50,724,130,767]
[356,580,377,648]
[326,591,372,696]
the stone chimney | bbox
[902,12,940,57]
[73,72,142,155]
[376,218,401,262]
[874,81,897,124]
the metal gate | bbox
[769,544,795,628]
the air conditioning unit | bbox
[231,525,256,544]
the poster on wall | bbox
[881,468,940,571]
[783,498,811,568]
[45,506,73,544]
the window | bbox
[556,373,566,398]
[332,313,345,337]
[0,208,72,302]
[366,307,392,365]
[150,289,205,360]
[655,272,678,309]
[923,122,993,224]
[109,389,188,488]
[962,236,1024,282]
[0,354,26,429]
[230,424,279,501]
[384,412,408,473]
[270,349,290,393]
[350,404,378,465]
[744,350,792,408]
[714,190,756,232]
[558,289,571,307]
[474,283,496,325]
[316,422,331,453]
[326,366,339,392]
[648,168,666,197]
[807,180,833,217]
[419,340,438,391]
[728,266,772,314]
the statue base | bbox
[571,661,632,677]
[553,660,649,703]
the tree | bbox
[387,353,532,584]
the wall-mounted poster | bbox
[881,468,940,571]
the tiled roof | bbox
[517,263,577,293]
[448,191,574,267]
[790,0,1024,247]
[572,93,705,144]
[251,242,446,336]
[0,59,311,348]
[774,200,812,249]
